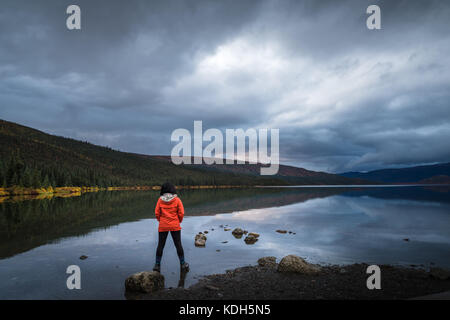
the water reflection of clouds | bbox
[206,194,450,267]
[221,197,328,222]
[341,197,450,243]
[220,195,450,243]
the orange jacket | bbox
[155,196,184,232]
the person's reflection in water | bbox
[178,269,188,288]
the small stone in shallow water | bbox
[195,239,206,247]
[79,255,88,260]
[403,238,410,242]
[204,231,209,234]
[224,228,231,231]
[195,233,207,247]
[244,235,258,244]
[232,228,244,236]
[222,241,228,244]
[276,230,288,234]
[232,228,245,239]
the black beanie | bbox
[160,182,177,195]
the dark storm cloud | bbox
[1,0,449,172]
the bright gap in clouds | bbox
[162,34,450,172]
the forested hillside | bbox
[0,119,363,188]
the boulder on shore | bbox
[258,256,277,268]
[125,271,164,293]
[277,255,321,274]
[195,233,207,247]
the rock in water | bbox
[277,255,321,274]
[244,234,258,244]
[195,233,207,247]
[125,271,164,293]
[232,228,244,236]
[276,230,288,234]
[232,228,244,238]
[195,239,206,246]
[258,256,277,268]
[79,255,88,260]
[248,232,260,238]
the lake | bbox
[1,186,449,299]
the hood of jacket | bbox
[160,193,177,202]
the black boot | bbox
[153,263,161,273]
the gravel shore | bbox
[129,262,450,300]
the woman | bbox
[153,182,189,273]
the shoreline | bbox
[0,185,248,201]
[130,260,450,300]
[1,183,449,200]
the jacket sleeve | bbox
[177,198,185,223]
[155,198,161,221]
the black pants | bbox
[156,230,184,260]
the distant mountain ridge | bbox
[340,162,450,184]
[0,119,365,187]
[146,155,366,184]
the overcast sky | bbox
[1,0,449,172]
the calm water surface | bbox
[0,186,449,299]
